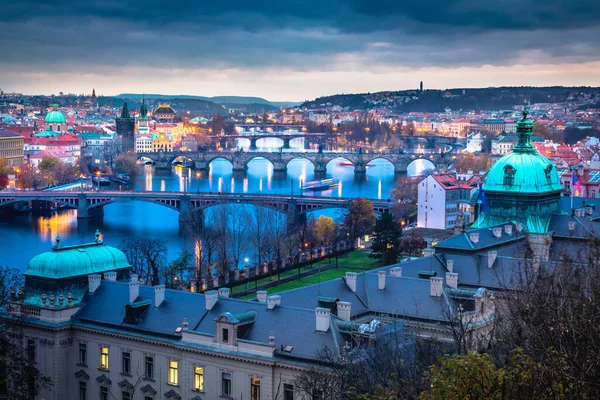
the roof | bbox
[44,109,66,124]
[25,240,131,280]
[0,128,24,139]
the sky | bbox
[1,0,600,101]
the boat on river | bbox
[302,178,340,191]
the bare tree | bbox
[247,205,271,273]
[119,238,168,285]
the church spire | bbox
[140,97,148,119]
[512,106,535,153]
[120,102,130,119]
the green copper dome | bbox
[44,105,67,124]
[25,242,131,280]
[483,108,562,195]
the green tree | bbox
[369,211,402,265]
[309,216,338,248]
[166,249,194,287]
[343,197,376,244]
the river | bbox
[0,152,435,271]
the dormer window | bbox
[503,165,516,186]
[222,328,229,343]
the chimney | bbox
[390,266,402,277]
[205,290,218,310]
[492,227,502,238]
[130,274,138,283]
[446,260,454,272]
[568,221,576,231]
[336,301,351,321]
[446,272,458,289]
[104,271,117,281]
[266,295,281,310]
[516,222,523,232]
[430,277,443,297]
[504,225,513,235]
[218,288,231,298]
[154,285,165,307]
[345,272,357,292]
[315,308,330,332]
[378,271,386,291]
[129,280,139,303]
[587,206,594,215]
[423,247,435,257]
[256,290,268,303]
[88,274,101,293]
[488,250,498,268]
[469,232,480,244]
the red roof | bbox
[430,173,482,190]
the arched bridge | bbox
[140,150,451,175]
[0,191,395,225]
[211,133,331,150]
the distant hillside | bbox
[116,93,300,108]
[301,86,600,112]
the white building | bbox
[418,172,482,229]
[465,132,484,153]
[491,135,517,155]
[135,135,152,153]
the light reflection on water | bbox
[1,156,435,271]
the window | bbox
[79,381,87,400]
[122,391,131,400]
[100,347,109,370]
[222,328,229,343]
[168,360,178,386]
[222,372,232,396]
[284,384,294,400]
[122,352,131,375]
[79,344,87,365]
[194,366,204,391]
[100,386,109,400]
[27,339,36,362]
[503,165,516,186]
[145,356,154,379]
[251,377,261,400]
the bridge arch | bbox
[195,200,287,216]
[244,156,275,170]
[406,157,436,176]
[170,155,195,168]
[0,198,78,210]
[207,156,234,169]
[285,156,316,171]
[325,156,354,170]
[86,197,182,213]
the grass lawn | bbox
[233,250,381,298]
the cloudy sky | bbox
[1,0,599,101]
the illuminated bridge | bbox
[0,191,395,225]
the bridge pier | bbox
[282,138,291,149]
[272,161,287,174]
[354,163,367,175]
[249,138,258,150]
[77,194,104,219]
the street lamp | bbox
[95,171,101,191]
[196,171,201,193]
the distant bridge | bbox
[209,132,332,150]
[0,191,395,225]
[140,150,451,175]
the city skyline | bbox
[1,0,600,100]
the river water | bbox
[0,150,435,271]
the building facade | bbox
[417,172,481,229]
[0,127,24,165]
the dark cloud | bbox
[0,0,599,93]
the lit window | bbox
[100,347,109,370]
[251,377,261,400]
[168,360,178,385]
[194,367,204,391]
[222,372,232,396]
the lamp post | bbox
[95,171,101,191]
[196,171,201,193]
[245,257,249,291]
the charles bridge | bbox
[139,150,452,175]
[0,190,395,225]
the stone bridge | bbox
[140,150,451,175]
[211,133,330,150]
[0,191,395,225]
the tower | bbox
[116,102,135,152]
[473,108,563,233]
[420,81,423,92]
